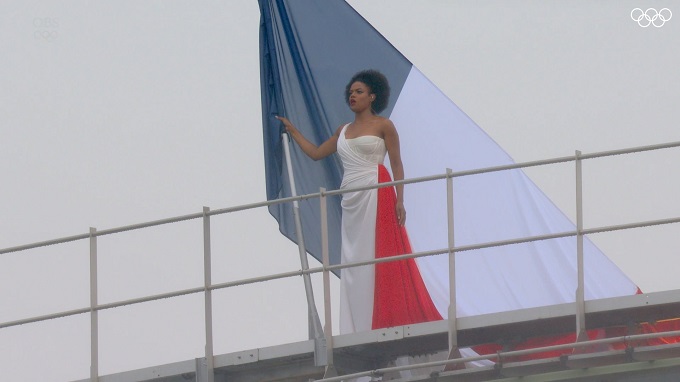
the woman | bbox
[277,70,441,334]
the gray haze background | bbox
[1,1,679,381]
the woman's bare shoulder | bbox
[332,123,347,138]
[376,116,396,132]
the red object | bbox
[472,287,680,361]
[372,164,443,329]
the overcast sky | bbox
[1,1,679,381]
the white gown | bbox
[336,123,442,335]
[336,123,447,380]
[337,124,385,334]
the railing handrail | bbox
[2,139,679,256]
[3,214,680,331]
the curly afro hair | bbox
[344,69,390,114]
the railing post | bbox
[202,207,215,382]
[319,188,337,378]
[444,168,463,370]
[575,151,587,342]
[89,227,99,382]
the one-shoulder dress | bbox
[336,123,442,334]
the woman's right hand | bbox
[275,116,339,160]
[275,116,297,135]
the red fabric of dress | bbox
[372,164,443,329]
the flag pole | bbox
[281,131,328,366]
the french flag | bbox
[258,0,639,342]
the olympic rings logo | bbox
[631,8,672,27]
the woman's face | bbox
[348,81,373,113]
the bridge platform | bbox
[73,289,680,382]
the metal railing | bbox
[2,140,680,381]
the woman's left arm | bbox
[383,120,406,226]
